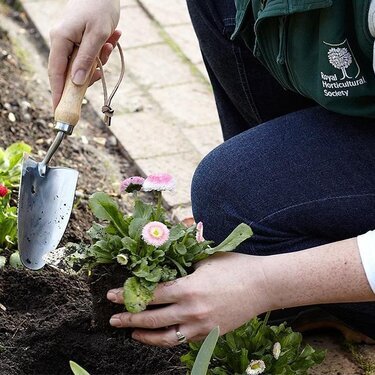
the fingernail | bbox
[72,69,87,85]
[107,291,117,303]
[109,316,122,327]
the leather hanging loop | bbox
[96,42,125,126]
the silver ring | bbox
[176,330,187,343]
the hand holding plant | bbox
[67,173,253,313]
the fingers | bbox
[48,32,75,109]
[106,29,122,48]
[49,27,121,107]
[71,29,122,86]
[109,305,183,330]
[100,43,114,66]
[107,279,184,306]
[131,325,195,348]
[70,30,106,86]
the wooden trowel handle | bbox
[54,46,97,127]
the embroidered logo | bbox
[320,39,366,98]
[327,47,353,79]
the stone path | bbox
[20,0,223,221]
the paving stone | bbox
[172,205,194,223]
[181,124,223,156]
[22,0,62,43]
[120,0,137,7]
[86,70,142,116]
[125,44,195,88]
[305,332,363,374]
[135,152,202,207]
[118,5,163,49]
[165,23,202,65]
[196,61,210,82]
[111,111,195,159]
[150,83,219,126]
[138,0,191,26]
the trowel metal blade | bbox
[18,157,79,270]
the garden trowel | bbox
[18,48,96,270]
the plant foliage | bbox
[66,186,253,313]
[0,142,31,256]
[181,315,326,375]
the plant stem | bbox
[155,191,162,221]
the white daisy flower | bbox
[246,359,266,375]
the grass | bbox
[345,342,375,375]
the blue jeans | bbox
[187,0,375,338]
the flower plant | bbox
[181,313,326,375]
[67,173,253,313]
[0,142,31,267]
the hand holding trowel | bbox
[18,47,99,270]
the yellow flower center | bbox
[151,228,162,238]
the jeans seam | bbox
[232,44,262,123]
[256,193,375,224]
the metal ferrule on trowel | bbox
[18,47,97,271]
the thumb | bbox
[71,33,104,85]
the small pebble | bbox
[0,303,6,312]
[20,100,31,113]
[8,113,16,122]
[129,98,144,113]
[22,113,31,122]
[93,137,106,146]
[35,119,47,127]
[106,135,117,147]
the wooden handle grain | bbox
[54,47,97,127]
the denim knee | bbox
[191,144,256,248]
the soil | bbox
[0,10,186,375]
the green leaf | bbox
[144,267,162,282]
[168,257,187,277]
[123,277,155,313]
[175,243,187,255]
[5,142,31,170]
[121,237,138,254]
[87,223,106,240]
[204,224,253,255]
[88,193,128,237]
[299,344,315,358]
[9,251,23,269]
[129,218,148,239]
[69,361,90,375]
[133,199,153,220]
[191,326,220,375]
[169,225,186,241]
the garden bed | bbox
[0,16,185,375]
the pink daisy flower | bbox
[142,173,176,192]
[196,221,205,243]
[142,221,170,247]
[120,176,145,193]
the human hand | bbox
[48,0,121,109]
[106,253,271,347]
